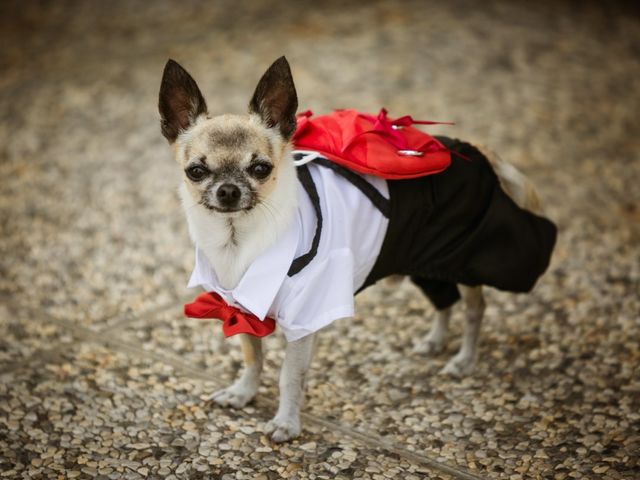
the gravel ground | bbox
[1,0,639,478]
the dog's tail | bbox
[477,145,544,216]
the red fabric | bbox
[184,292,276,338]
[293,109,453,179]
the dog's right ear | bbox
[158,59,208,143]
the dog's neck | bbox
[180,159,298,290]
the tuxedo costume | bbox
[187,137,557,341]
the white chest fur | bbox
[179,164,298,290]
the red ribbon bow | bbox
[184,292,276,338]
[347,108,454,153]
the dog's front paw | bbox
[208,383,257,409]
[264,415,301,443]
[440,353,476,377]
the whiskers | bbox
[197,197,216,211]
[255,195,282,227]
[254,194,298,243]
[180,194,202,212]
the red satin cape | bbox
[292,109,452,180]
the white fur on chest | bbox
[179,163,298,290]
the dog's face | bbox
[158,57,298,214]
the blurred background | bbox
[1,1,639,478]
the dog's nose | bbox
[216,183,241,207]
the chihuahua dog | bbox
[158,56,557,442]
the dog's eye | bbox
[248,162,273,180]
[185,165,209,182]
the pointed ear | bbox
[158,59,208,143]
[249,56,298,139]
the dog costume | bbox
[185,110,558,341]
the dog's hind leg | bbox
[411,277,459,355]
[265,333,316,442]
[441,285,485,377]
[210,334,263,408]
[413,307,451,354]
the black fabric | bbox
[361,137,558,309]
[288,164,323,276]
[410,276,461,310]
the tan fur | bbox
[210,334,263,409]
[477,145,544,215]
[174,113,287,205]
[240,334,258,366]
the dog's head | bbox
[158,56,298,214]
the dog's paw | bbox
[208,383,256,409]
[413,338,445,355]
[440,354,476,377]
[264,415,301,443]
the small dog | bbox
[158,57,557,442]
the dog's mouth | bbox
[200,201,254,214]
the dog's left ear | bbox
[249,56,298,139]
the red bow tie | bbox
[184,292,276,338]
[353,108,453,153]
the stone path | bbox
[1,1,639,478]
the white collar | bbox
[188,211,300,320]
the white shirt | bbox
[187,162,389,341]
